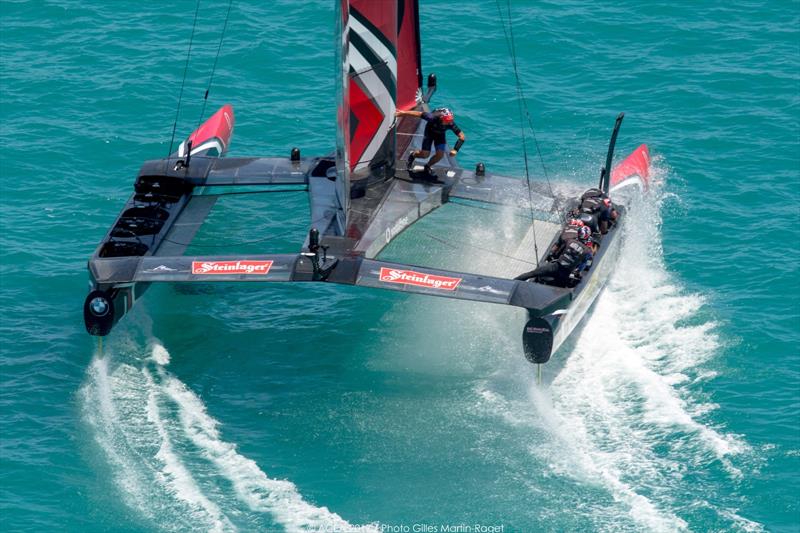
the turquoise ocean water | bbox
[1,1,798,531]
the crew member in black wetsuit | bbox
[598,196,619,234]
[545,219,585,260]
[515,226,594,287]
[395,107,466,175]
[572,188,619,235]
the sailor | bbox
[574,225,596,270]
[395,107,466,175]
[575,188,618,234]
[597,196,619,234]
[515,226,594,286]
[580,188,605,210]
[545,219,585,260]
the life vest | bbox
[560,226,580,243]
[427,122,448,138]
[557,240,590,270]
[581,196,604,214]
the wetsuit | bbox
[420,111,462,152]
[546,226,581,260]
[597,203,616,233]
[515,240,593,287]
[579,188,617,234]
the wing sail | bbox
[336,0,398,183]
[397,0,422,110]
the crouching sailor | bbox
[545,218,587,260]
[396,107,466,175]
[515,226,594,287]
[573,188,619,235]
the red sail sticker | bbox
[191,260,273,275]
[379,267,462,291]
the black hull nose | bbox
[522,315,554,364]
[83,289,116,336]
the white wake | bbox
[466,164,760,532]
[80,340,378,532]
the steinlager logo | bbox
[191,260,273,275]
[378,267,462,291]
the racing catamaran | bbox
[83,0,650,366]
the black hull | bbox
[522,209,626,364]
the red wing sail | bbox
[396,0,422,110]
[334,0,424,236]
[339,0,397,177]
[349,70,387,173]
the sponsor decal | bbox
[385,215,410,243]
[526,326,550,334]
[378,267,462,291]
[145,265,177,273]
[192,260,273,275]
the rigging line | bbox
[495,1,556,203]
[419,231,538,267]
[168,0,202,157]
[197,0,234,127]
[495,0,540,264]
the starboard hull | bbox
[522,206,626,364]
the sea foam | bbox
[81,339,376,532]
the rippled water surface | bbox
[1,1,798,531]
